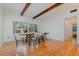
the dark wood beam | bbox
[33,3,64,19]
[21,3,31,16]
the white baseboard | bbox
[0,42,3,48]
[47,38,64,42]
[4,39,15,43]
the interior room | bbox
[0,3,79,56]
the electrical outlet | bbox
[8,36,10,38]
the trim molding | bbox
[0,42,3,48]
[47,38,64,42]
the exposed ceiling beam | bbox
[33,3,64,19]
[21,3,31,16]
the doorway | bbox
[64,16,77,47]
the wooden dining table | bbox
[17,32,48,45]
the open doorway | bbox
[64,16,77,47]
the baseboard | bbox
[0,42,3,48]
[47,38,64,42]
[3,40,15,43]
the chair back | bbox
[14,34,21,40]
[14,34,17,41]
[34,33,38,37]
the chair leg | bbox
[22,40,24,44]
[38,39,40,44]
[25,39,28,45]
[33,40,36,46]
[32,40,34,46]
[28,41,31,46]
[42,39,44,42]
[16,40,18,47]
[41,36,44,43]
[42,37,45,42]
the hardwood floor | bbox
[0,39,79,56]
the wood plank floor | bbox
[0,39,79,56]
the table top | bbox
[15,32,49,36]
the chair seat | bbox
[14,33,26,40]
[32,38,36,40]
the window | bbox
[13,22,38,34]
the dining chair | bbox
[14,34,25,47]
[26,34,32,46]
[31,33,38,46]
[37,33,45,44]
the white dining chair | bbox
[14,33,25,47]
[31,33,39,46]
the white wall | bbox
[0,8,2,43]
[2,8,39,42]
[38,13,64,41]
[0,6,3,47]
[38,4,79,41]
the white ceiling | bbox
[0,3,26,13]
[24,3,54,17]
[0,3,53,17]
[0,3,79,19]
